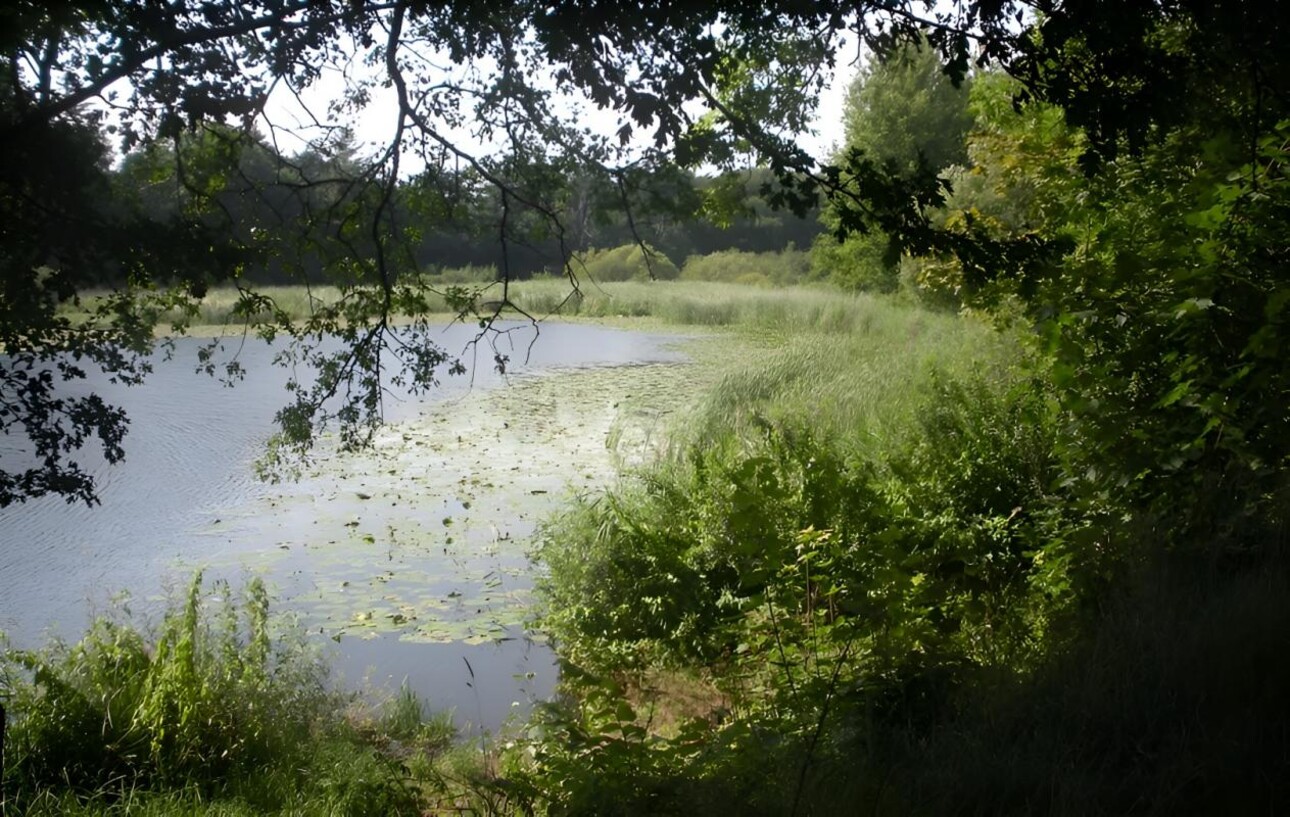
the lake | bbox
[0,321,694,734]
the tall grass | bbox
[180,284,347,325]
[674,306,1008,454]
[203,278,873,330]
[73,275,903,337]
[0,574,466,816]
[508,278,914,331]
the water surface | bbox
[0,321,691,732]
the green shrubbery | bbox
[536,350,1063,681]
[0,575,459,815]
[809,230,899,293]
[679,248,811,287]
[520,307,1078,811]
[576,243,680,282]
[521,281,1290,812]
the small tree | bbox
[813,38,972,293]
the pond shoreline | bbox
[217,353,718,732]
[2,321,731,735]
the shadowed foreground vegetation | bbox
[0,574,482,816]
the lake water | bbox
[0,321,690,734]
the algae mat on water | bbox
[195,342,719,646]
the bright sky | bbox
[254,34,860,174]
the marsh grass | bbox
[182,284,346,325]
[68,276,914,341]
[191,278,916,334]
[364,683,456,753]
[0,574,470,816]
[509,278,907,332]
[674,307,1010,455]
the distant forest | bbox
[108,126,822,286]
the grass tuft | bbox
[0,574,459,815]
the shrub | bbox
[576,243,680,282]
[529,360,1080,815]
[536,345,1065,687]
[0,574,430,814]
[809,230,899,293]
[680,248,811,286]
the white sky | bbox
[254,35,861,174]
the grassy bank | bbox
[0,574,482,816]
[66,277,896,338]
[515,280,1290,812]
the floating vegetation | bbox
[191,338,728,650]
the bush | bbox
[809,230,899,293]
[680,248,811,286]
[529,357,1084,815]
[577,243,680,282]
[0,574,431,814]
[536,347,1065,687]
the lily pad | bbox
[198,335,724,654]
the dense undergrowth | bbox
[522,303,1074,813]
[0,574,477,816]
[518,288,1290,813]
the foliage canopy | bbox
[3,0,1290,508]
